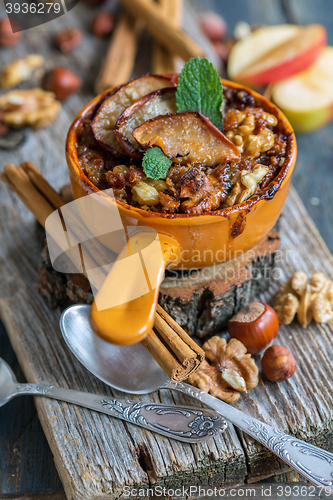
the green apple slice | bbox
[271,47,333,133]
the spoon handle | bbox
[13,383,227,442]
[169,381,333,488]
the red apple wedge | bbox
[133,111,241,166]
[92,74,175,156]
[271,47,333,133]
[228,24,327,86]
[114,87,176,159]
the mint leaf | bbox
[142,147,172,180]
[176,57,223,129]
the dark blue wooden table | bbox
[1,0,333,497]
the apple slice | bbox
[133,111,241,166]
[114,87,176,158]
[92,74,175,156]
[228,24,327,86]
[271,47,333,133]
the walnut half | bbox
[188,336,259,403]
[0,54,44,89]
[274,271,333,327]
[0,88,60,128]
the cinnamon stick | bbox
[1,164,56,227]
[95,13,142,95]
[142,304,204,381]
[1,162,204,381]
[152,0,183,75]
[120,0,205,61]
[21,161,65,210]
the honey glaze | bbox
[90,232,180,345]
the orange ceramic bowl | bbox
[66,79,296,270]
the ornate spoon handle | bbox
[171,381,333,488]
[13,383,227,443]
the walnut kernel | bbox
[0,88,60,128]
[274,271,333,327]
[0,54,44,89]
[188,336,259,403]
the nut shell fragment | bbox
[133,111,241,166]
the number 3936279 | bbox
[6,2,62,14]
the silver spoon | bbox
[61,304,333,489]
[0,357,227,443]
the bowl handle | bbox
[89,230,181,345]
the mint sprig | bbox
[142,147,172,180]
[176,57,223,130]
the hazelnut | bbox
[261,345,296,382]
[0,18,22,47]
[55,27,82,53]
[228,301,279,355]
[199,11,227,42]
[42,67,81,101]
[90,12,114,37]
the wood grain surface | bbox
[1,0,333,498]
[1,177,333,499]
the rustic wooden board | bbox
[1,0,333,497]
[1,175,333,498]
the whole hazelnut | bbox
[0,18,22,47]
[261,345,296,382]
[228,301,279,355]
[55,27,82,53]
[42,67,81,101]
[199,11,227,42]
[90,12,114,37]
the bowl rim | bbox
[66,78,297,222]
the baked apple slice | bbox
[228,24,326,86]
[114,87,176,159]
[133,111,241,166]
[92,74,175,157]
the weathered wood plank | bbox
[0,322,63,497]
[2,0,333,497]
[2,175,333,498]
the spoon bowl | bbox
[60,304,169,393]
[0,359,16,407]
